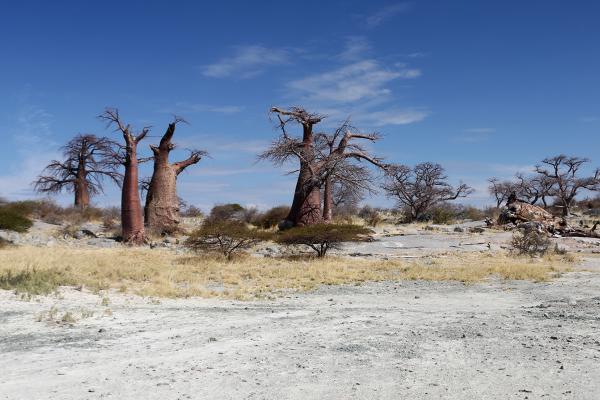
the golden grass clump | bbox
[0,247,574,299]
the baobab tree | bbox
[487,177,517,208]
[34,134,120,209]
[260,107,385,227]
[325,163,370,219]
[144,117,207,233]
[488,174,554,208]
[99,108,149,245]
[535,155,600,216]
[383,162,473,221]
[260,107,324,227]
[514,173,554,207]
[317,120,381,222]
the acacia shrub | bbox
[0,208,33,233]
[275,224,373,257]
[253,206,290,229]
[185,220,272,260]
[206,203,245,223]
[511,230,551,256]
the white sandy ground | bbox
[1,257,600,400]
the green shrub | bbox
[253,206,290,229]
[511,230,551,256]
[207,203,245,222]
[275,224,373,257]
[181,204,204,218]
[358,206,382,227]
[430,206,455,224]
[0,268,74,295]
[0,209,33,232]
[185,220,272,260]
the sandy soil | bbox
[1,255,600,399]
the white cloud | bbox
[288,60,420,103]
[339,36,371,61]
[202,45,289,79]
[361,108,429,126]
[164,102,244,115]
[490,163,535,176]
[365,3,411,28]
[0,101,62,200]
[214,140,269,154]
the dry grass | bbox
[0,247,574,299]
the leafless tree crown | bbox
[34,134,121,200]
[384,162,473,220]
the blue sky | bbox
[1,1,599,210]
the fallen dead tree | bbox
[489,193,600,238]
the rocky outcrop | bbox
[495,195,599,238]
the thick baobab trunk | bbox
[74,168,90,209]
[99,108,148,245]
[145,121,202,234]
[322,176,333,222]
[285,124,322,227]
[145,156,179,233]
[122,141,145,245]
[286,171,322,226]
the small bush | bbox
[181,204,204,218]
[0,268,74,295]
[275,224,373,257]
[430,206,455,224]
[185,220,272,260]
[0,209,33,232]
[207,203,245,223]
[511,230,551,256]
[253,206,290,229]
[358,206,382,227]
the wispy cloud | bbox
[202,45,290,79]
[579,116,598,123]
[288,60,420,103]
[163,102,244,115]
[365,3,411,28]
[360,108,429,126]
[339,36,371,61]
[214,140,269,154]
[0,99,61,200]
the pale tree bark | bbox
[99,108,149,245]
[322,177,333,222]
[144,118,205,234]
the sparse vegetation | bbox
[511,230,552,256]
[383,162,473,222]
[252,206,290,229]
[206,203,245,222]
[0,237,11,249]
[0,247,573,299]
[275,224,373,257]
[0,208,33,232]
[358,206,382,227]
[0,267,75,295]
[185,220,272,260]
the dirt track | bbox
[1,257,600,400]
